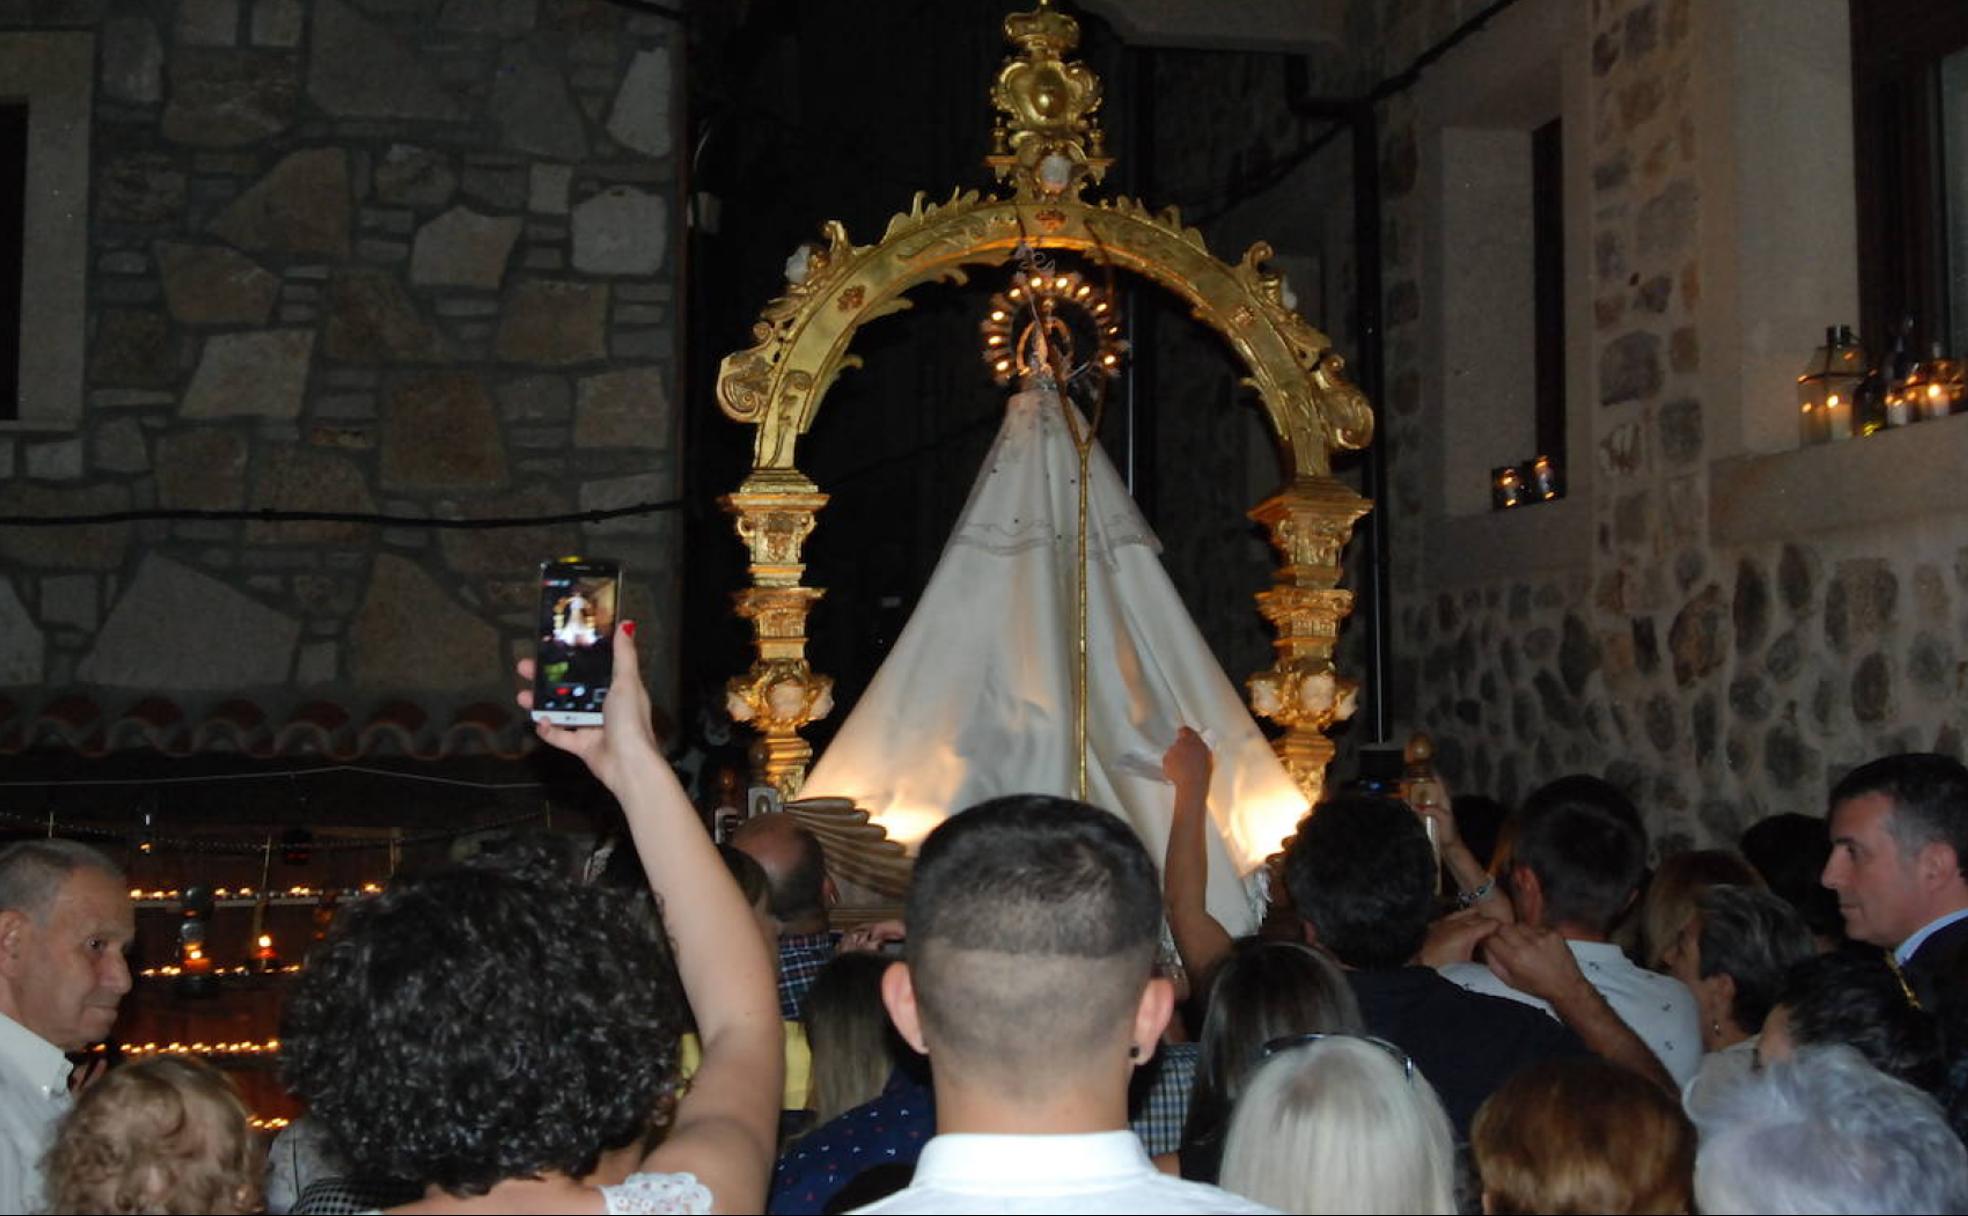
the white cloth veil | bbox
[801,379,1308,934]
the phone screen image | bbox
[533,559,620,724]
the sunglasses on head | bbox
[1259,1032,1417,1083]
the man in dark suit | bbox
[1822,753,1968,1013]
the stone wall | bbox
[1384,0,1968,847]
[1139,0,1968,848]
[0,0,681,737]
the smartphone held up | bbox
[531,557,622,727]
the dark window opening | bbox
[1852,0,1968,360]
[1531,116,1565,463]
[0,102,26,423]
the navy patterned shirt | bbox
[778,930,842,1020]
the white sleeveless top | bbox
[357,1172,711,1215]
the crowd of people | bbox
[4,621,1968,1213]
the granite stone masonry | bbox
[1144,0,1967,851]
[1379,0,1966,848]
[0,2,682,741]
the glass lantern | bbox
[1797,325,1865,444]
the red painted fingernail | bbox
[622,620,636,637]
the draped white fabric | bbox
[801,380,1309,935]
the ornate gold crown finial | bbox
[986,1,1112,201]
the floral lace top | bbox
[602,1172,714,1214]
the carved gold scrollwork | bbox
[986,1,1110,201]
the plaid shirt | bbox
[777,929,841,1019]
[1128,1040,1200,1157]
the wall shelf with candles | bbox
[1798,323,1968,443]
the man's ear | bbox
[0,909,30,979]
[1917,842,1963,892]
[1509,864,1544,925]
[822,876,840,910]
[881,960,929,1056]
[1130,975,1176,1069]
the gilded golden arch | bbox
[715,1,1376,828]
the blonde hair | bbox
[1639,849,1763,969]
[802,952,904,1126]
[43,1055,263,1215]
[1219,1037,1457,1214]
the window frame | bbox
[1850,0,1968,360]
[0,32,93,432]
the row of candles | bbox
[1798,325,1967,443]
[128,883,384,904]
[93,1038,283,1057]
[171,933,288,975]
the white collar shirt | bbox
[1439,939,1705,1086]
[0,1010,74,1214]
[847,1130,1277,1214]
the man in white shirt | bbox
[0,839,136,1213]
[1439,775,1704,1086]
[861,796,1272,1214]
[1822,752,1968,1014]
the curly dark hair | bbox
[280,866,686,1196]
[1779,950,1943,1094]
[1284,795,1436,970]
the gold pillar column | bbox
[1247,474,1373,812]
[722,472,834,797]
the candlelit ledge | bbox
[1709,411,1968,547]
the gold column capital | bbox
[722,479,832,795]
[1247,474,1374,812]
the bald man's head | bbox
[731,814,832,933]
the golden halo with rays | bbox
[979,265,1127,386]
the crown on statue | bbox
[986,1,1112,201]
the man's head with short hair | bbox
[1694,1045,1968,1215]
[1822,753,1968,948]
[882,796,1167,1108]
[1283,795,1435,970]
[1507,776,1648,935]
[730,813,833,934]
[0,839,134,1051]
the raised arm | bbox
[523,623,783,1214]
[1410,780,1513,925]
[1162,728,1233,986]
[1481,922,1675,1092]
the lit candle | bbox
[1921,380,1951,422]
[1885,387,1911,428]
[1492,466,1525,510]
[1823,391,1852,440]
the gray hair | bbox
[0,839,125,921]
[1694,1045,1968,1215]
[1696,884,1816,1033]
[1220,1037,1458,1215]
